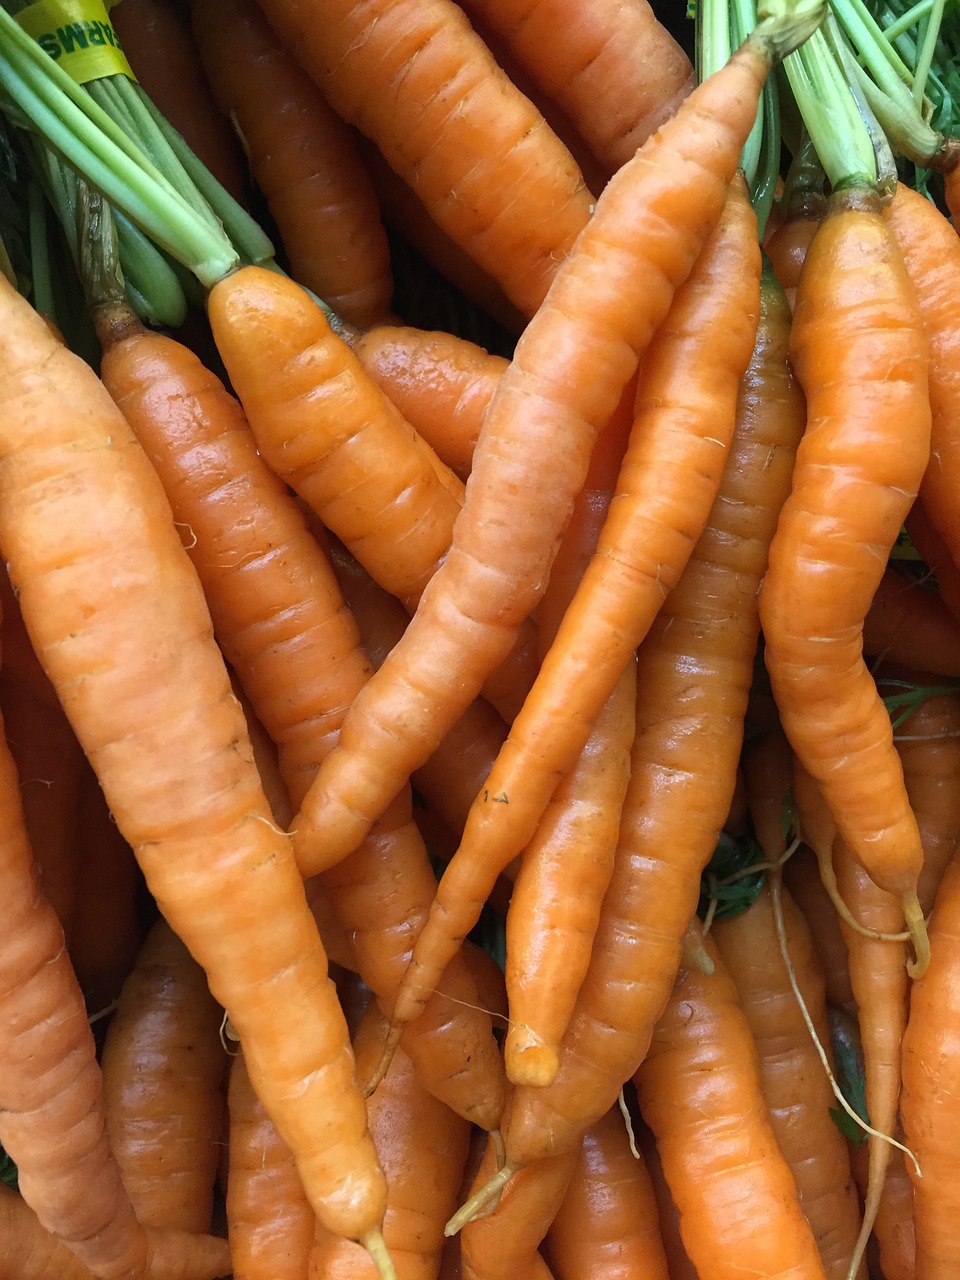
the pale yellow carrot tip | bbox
[504,1028,560,1088]
[362,1022,404,1099]
[904,890,930,979]
[680,920,715,976]
[816,848,909,943]
[360,1227,397,1280]
[444,1160,518,1237]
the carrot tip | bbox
[360,1227,397,1280]
[504,1031,560,1088]
[444,1161,517,1237]
[362,1022,403,1098]
[903,890,930,979]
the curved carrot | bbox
[249,0,595,318]
[634,931,828,1280]
[759,186,932,973]
[96,304,506,1136]
[495,262,805,1183]
[191,0,394,328]
[390,178,763,1038]
[110,0,247,202]
[712,882,865,1280]
[457,0,695,175]
[350,326,507,482]
[309,1002,471,1279]
[0,273,389,1261]
[100,919,227,1234]
[282,25,789,877]
[543,1106,671,1280]
[226,1050,316,1280]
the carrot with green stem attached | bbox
[760,27,932,976]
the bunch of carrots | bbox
[2,0,960,1274]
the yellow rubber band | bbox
[16,0,136,83]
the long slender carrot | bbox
[904,501,960,628]
[248,0,596,318]
[191,0,395,328]
[100,919,227,1235]
[759,184,932,974]
[350,326,507,482]
[389,179,763,1039]
[456,0,695,175]
[542,1105,671,1280]
[0,271,391,1267]
[95,301,506,1137]
[465,261,806,1204]
[634,931,828,1280]
[712,882,865,1280]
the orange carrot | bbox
[100,919,227,1234]
[308,1002,471,1279]
[457,0,695,174]
[862,565,960,677]
[543,1106,671,1280]
[390,183,765,1043]
[712,882,865,1279]
[0,269,390,1265]
[759,185,932,973]
[634,931,828,1280]
[226,1050,316,1280]
[782,844,855,1015]
[350,326,507,482]
[191,0,395,328]
[904,501,960,627]
[637,1124,701,1280]
[248,0,596,318]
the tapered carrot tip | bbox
[362,1022,404,1099]
[444,1161,518,1237]
[504,1029,560,1087]
[360,1227,398,1280]
[904,890,930,979]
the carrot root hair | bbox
[360,1226,398,1280]
[362,1022,404,1100]
[444,1159,518,1236]
[815,846,910,943]
[903,889,930,979]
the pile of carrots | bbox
[3,0,960,1275]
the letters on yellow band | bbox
[16,0,136,83]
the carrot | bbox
[712,882,865,1280]
[862,564,960,676]
[456,0,695,175]
[0,1184,232,1280]
[457,1132,580,1280]
[389,182,767,1046]
[308,1002,471,1280]
[219,10,821,883]
[110,0,247,202]
[542,1105,671,1280]
[95,302,506,1135]
[634,930,828,1280]
[903,501,960,628]
[350,326,507,482]
[0,270,391,1266]
[833,835,910,1280]
[190,0,395,328]
[759,184,932,975]
[781,844,855,1014]
[901,851,960,1276]
[636,1123,701,1280]
[100,919,227,1235]
[0,667,85,942]
[473,259,806,1199]
[226,1050,316,1280]
[246,0,596,318]
[68,762,144,1013]
[206,265,538,725]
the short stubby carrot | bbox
[0,274,390,1262]
[759,185,932,974]
[280,22,805,878]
